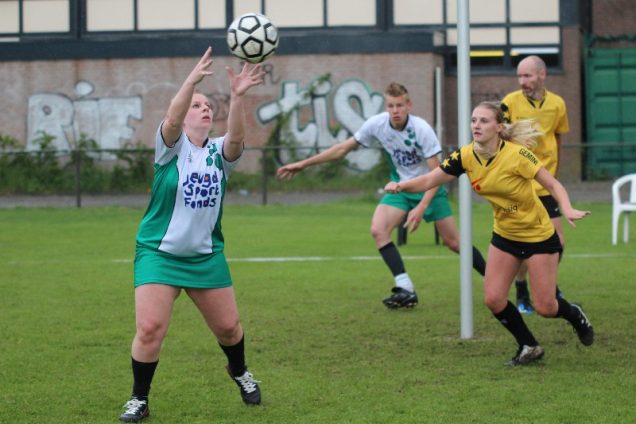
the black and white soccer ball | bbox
[227,13,279,63]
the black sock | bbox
[556,248,564,297]
[515,280,530,299]
[472,246,486,276]
[379,242,405,276]
[493,301,539,347]
[219,335,246,376]
[555,297,579,324]
[131,357,158,400]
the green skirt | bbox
[134,244,233,289]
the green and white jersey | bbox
[136,125,239,257]
[354,112,442,182]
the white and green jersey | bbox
[136,125,239,257]
[354,112,441,182]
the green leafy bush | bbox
[0,127,387,195]
[0,132,153,195]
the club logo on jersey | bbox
[470,178,482,191]
[182,171,221,209]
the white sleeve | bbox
[419,121,442,159]
[354,115,381,148]
[217,136,241,179]
[154,121,183,165]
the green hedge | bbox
[0,132,154,194]
[0,132,390,195]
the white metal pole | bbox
[435,67,443,144]
[457,0,473,339]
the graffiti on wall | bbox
[27,80,142,152]
[257,78,385,171]
[24,73,388,171]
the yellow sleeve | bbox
[516,147,543,180]
[556,100,569,135]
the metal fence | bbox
[0,142,634,207]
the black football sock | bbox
[379,242,406,276]
[220,335,246,376]
[515,280,530,300]
[472,246,486,276]
[555,297,579,324]
[555,248,564,297]
[131,357,158,400]
[493,301,539,347]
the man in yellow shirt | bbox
[501,55,569,314]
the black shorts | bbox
[491,231,563,259]
[540,195,561,218]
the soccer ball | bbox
[227,13,279,63]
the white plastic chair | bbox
[612,173,636,245]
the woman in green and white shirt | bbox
[119,47,265,423]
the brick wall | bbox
[593,0,636,36]
[4,0,634,181]
[442,28,583,182]
[0,52,442,173]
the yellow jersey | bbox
[501,89,569,196]
[441,141,554,242]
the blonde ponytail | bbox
[500,120,540,150]
[475,101,541,150]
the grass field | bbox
[0,196,635,423]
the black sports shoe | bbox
[516,297,534,315]
[515,281,534,315]
[505,344,545,367]
[382,287,418,309]
[227,366,261,405]
[119,397,149,423]
[570,303,594,346]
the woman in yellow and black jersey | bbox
[454,137,554,243]
[384,101,594,366]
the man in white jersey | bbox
[119,47,265,423]
[277,82,486,309]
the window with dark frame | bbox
[0,0,565,71]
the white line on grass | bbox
[7,252,634,266]
[105,251,635,264]
[230,255,452,262]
